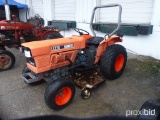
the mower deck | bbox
[73,69,105,89]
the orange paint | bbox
[94,36,122,63]
[115,54,124,72]
[55,87,72,106]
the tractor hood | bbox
[0,22,36,30]
[22,35,88,57]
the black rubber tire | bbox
[0,50,15,71]
[100,44,127,80]
[45,78,75,110]
[138,99,160,120]
[45,32,63,40]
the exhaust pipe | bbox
[5,0,11,21]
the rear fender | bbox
[94,36,122,63]
[40,30,59,40]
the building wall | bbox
[54,0,76,21]
[30,0,44,18]
[15,0,26,21]
[22,0,160,59]
[100,0,154,24]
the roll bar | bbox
[90,4,122,37]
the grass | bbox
[126,58,160,79]
[139,59,160,77]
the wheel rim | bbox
[55,87,72,106]
[115,54,124,72]
[0,54,12,69]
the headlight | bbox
[24,50,32,58]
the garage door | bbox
[100,0,154,24]
[31,0,44,18]
[54,0,76,21]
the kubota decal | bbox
[52,44,74,50]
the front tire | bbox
[0,50,15,71]
[45,78,75,110]
[100,44,127,80]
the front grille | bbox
[36,56,50,68]
[27,58,36,66]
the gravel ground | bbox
[0,49,160,120]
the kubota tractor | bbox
[21,4,127,110]
[0,14,62,71]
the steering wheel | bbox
[74,28,89,35]
[33,14,43,27]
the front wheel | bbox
[100,44,127,80]
[0,50,15,71]
[45,78,75,110]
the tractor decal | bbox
[52,44,74,50]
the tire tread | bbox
[100,44,127,80]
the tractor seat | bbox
[86,37,104,45]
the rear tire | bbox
[45,78,75,110]
[100,44,127,80]
[45,32,63,40]
[0,50,15,71]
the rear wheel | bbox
[45,32,63,40]
[0,50,15,71]
[45,78,75,110]
[100,44,127,80]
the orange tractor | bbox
[21,4,127,110]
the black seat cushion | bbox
[86,37,104,44]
